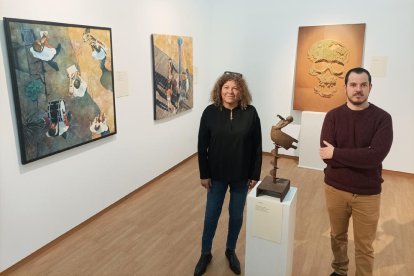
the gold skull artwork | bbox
[308,39,349,98]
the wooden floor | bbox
[3,155,414,276]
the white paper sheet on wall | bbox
[370,56,388,77]
[251,198,283,243]
[115,71,129,97]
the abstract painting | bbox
[3,18,117,164]
[152,34,193,120]
[293,23,365,112]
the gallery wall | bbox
[1,0,413,272]
[208,0,414,174]
[0,0,213,271]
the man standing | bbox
[320,67,393,276]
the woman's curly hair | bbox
[210,72,252,109]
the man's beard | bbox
[347,93,367,106]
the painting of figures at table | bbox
[152,34,193,120]
[3,18,117,164]
[293,23,365,112]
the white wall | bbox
[209,0,414,173]
[0,0,212,271]
[1,0,413,272]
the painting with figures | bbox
[152,34,193,120]
[3,18,117,164]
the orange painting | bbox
[293,23,365,112]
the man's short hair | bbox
[345,67,372,85]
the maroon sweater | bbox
[320,103,393,195]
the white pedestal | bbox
[245,185,297,276]
[298,111,326,170]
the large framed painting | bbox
[3,18,117,164]
[151,34,193,120]
[293,23,365,112]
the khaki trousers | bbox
[325,184,381,276]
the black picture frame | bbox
[3,17,117,164]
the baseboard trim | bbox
[383,169,414,178]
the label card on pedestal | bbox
[251,199,283,243]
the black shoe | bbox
[330,272,346,276]
[225,249,241,275]
[194,253,212,276]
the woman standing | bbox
[194,72,262,275]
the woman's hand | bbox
[201,178,211,190]
[248,180,258,189]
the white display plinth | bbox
[298,111,326,170]
[245,184,297,276]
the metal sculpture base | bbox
[256,175,290,202]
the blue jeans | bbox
[201,179,248,254]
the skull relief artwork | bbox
[307,39,349,98]
[293,23,365,112]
